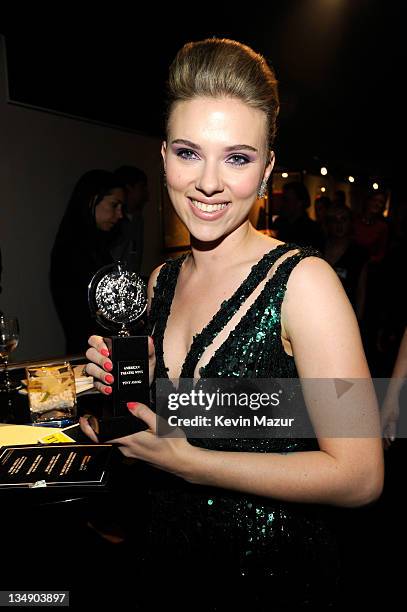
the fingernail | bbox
[104,386,112,395]
[105,374,114,384]
[100,348,109,357]
[103,361,113,371]
[127,402,138,410]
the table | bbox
[0,357,149,602]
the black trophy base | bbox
[88,334,150,442]
[88,414,148,442]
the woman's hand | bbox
[381,395,400,449]
[83,334,156,395]
[79,402,192,479]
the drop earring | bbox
[258,178,267,198]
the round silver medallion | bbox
[88,262,147,335]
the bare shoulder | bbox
[283,255,346,310]
[281,255,368,378]
[148,263,165,290]
[288,253,339,282]
[147,263,166,306]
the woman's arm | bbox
[381,327,407,446]
[383,327,407,396]
[91,257,383,508]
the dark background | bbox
[3,1,405,185]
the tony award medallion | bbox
[87,262,150,441]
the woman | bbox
[82,40,383,607]
[50,169,125,353]
[381,327,407,447]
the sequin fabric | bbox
[147,244,339,603]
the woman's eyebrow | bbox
[224,144,258,153]
[171,138,258,153]
[171,139,201,149]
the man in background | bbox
[272,181,324,250]
[113,166,149,274]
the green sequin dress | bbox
[147,244,339,606]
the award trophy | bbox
[87,262,150,441]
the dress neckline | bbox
[161,243,293,379]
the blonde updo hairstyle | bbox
[165,38,280,152]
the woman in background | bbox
[50,169,125,353]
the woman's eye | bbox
[227,154,250,166]
[176,148,199,160]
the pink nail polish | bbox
[100,348,109,357]
[105,374,114,384]
[103,361,113,371]
[127,402,138,410]
[104,386,112,395]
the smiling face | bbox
[162,96,274,244]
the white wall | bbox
[0,36,164,361]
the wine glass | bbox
[0,315,22,392]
